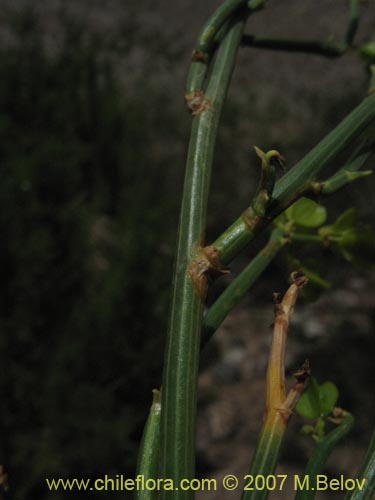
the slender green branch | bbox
[241,35,345,58]
[317,169,372,195]
[369,65,375,95]
[202,228,287,345]
[241,0,359,57]
[160,16,247,500]
[345,0,360,46]
[212,91,375,265]
[186,0,251,98]
[310,140,374,195]
[135,390,161,500]
[196,0,247,55]
[185,0,265,106]
[290,233,322,244]
[295,411,354,500]
[345,427,375,500]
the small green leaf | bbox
[286,197,327,228]
[338,225,375,270]
[319,382,339,417]
[273,211,289,230]
[301,266,331,290]
[319,209,375,270]
[300,424,315,436]
[333,208,358,232]
[295,377,321,420]
[360,42,375,64]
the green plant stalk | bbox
[135,390,161,500]
[241,35,345,57]
[241,418,286,500]
[290,234,323,244]
[160,17,247,500]
[345,0,360,46]
[294,412,354,500]
[241,0,359,57]
[138,230,285,492]
[202,228,287,344]
[186,0,250,95]
[185,0,247,96]
[311,141,374,194]
[320,169,372,195]
[197,0,247,54]
[345,427,375,500]
[212,91,375,265]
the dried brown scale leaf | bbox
[191,49,209,63]
[241,205,265,231]
[0,465,8,493]
[184,90,211,115]
[278,360,311,423]
[188,245,229,298]
[293,359,311,383]
[329,407,347,424]
[270,153,286,172]
[290,270,309,288]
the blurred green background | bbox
[0,1,374,499]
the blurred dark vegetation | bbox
[0,7,180,499]
[0,1,374,499]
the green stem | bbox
[291,233,322,244]
[160,17,247,500]
[319,169,372,195]
[202,228,286,345]
[241,0,359,57]
[241,418,286,500]
[295,412,354,500]
[197,0,247,54]
[186,0,250,95]
[241,35,345,57]
[345,427,375,500]
[135,390,161,500]
[345,0,360,46]
[271,94,375,206]
[311,140,374,195]
[213,91,375,265]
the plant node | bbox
[191,49,209,63]
[184,90,211,115]
[188,245,229,298]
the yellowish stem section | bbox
[265,272,308,429]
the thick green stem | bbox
[345,427,375,500]
[202,228,286,345]
[295,412,354,500]
[135,390,161,500]
[213,92,375,265]
[160,17,247,500]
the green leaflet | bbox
[296,377,339,421]
[286,197,327,228]
[319,209,375,270]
